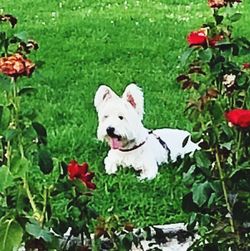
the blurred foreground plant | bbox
[0,15,97,251]
[177,1,250,250]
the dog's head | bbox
[94,83,147,150]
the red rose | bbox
[209,34,223,47]
[187,28,208,46]
[67,160,96,190]
[0,53,35,79]
[208,0,225,8]
[225,109,250,128]
[208,0,241,8]
[243,63,250,69]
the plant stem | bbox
[215,147,235,233]
[40,187,48,226]
[6,141,11,168]
[23,174,41,222]
[12,80,25,159]
[62,233,72,251]
[235,130,242,167]
[3,219,14,248]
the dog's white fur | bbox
[94,83,199,180]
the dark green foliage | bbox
[177,2,250,250]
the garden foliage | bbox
[0,15,98,251]
[1,0,250,250]
[177,0,250,250]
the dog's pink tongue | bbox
[110,138,122,149]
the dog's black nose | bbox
[106,126,115,136]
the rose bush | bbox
[0,15,98,251]
[0,14,141,251]
[177,1,250,250]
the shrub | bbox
[0,15,97,251]
[177,1,250,250]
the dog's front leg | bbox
[104,150,118,174]
[139,161,158,180]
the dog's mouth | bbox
[106,133,123,150]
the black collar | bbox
[119,141,146,152]
[118,130,171,156]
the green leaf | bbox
[182,192,199,212]
[180,47,196,66]
[237,74,248,87]
[192,181,212,207]
[25,221,52,242]
[220,141,233,150]
[199,48,212,62]
[221,124,233,138]
[211,102,223,123]
[3,128,19,141]
[191,131,203,143]
[38,147,53,174]
[194,151,211,169]
[13,31,28,42]
[207,192,217,207]
[32,122,47,145]
[0,219,23,251]
[229,13,242,22]
[11,157,31,178]
[0,166,14,192]
[183,165,196,186]
[0,105,3,123]
[210,180,222,194]
[0,75,11,92]
[214,14,223,25]
[230,167,250,184]
[18,86,37,96]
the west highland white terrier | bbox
[94,83,199,180]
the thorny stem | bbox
[215,147,235,233]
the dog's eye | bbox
[118,116,124,120]
[103,115,109,119]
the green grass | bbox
[2,0,250,227]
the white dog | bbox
[94,83,199,180]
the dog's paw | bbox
[104,160,118,174]
[138,163,158,180]
[138,172,157,181]
[105,165,117,174]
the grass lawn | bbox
[2,0,250,227]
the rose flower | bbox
[187,28,208,46]
[208,0,226,8]
[222,73,236,89]
[243,63,250,69]
[67,160,96,190]
[0,53,35,79]
[225,109,250,128]
[209,34,224,47]
[208,0,241,8]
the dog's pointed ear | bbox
[122,83,144,120]
[94,85,116,112]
